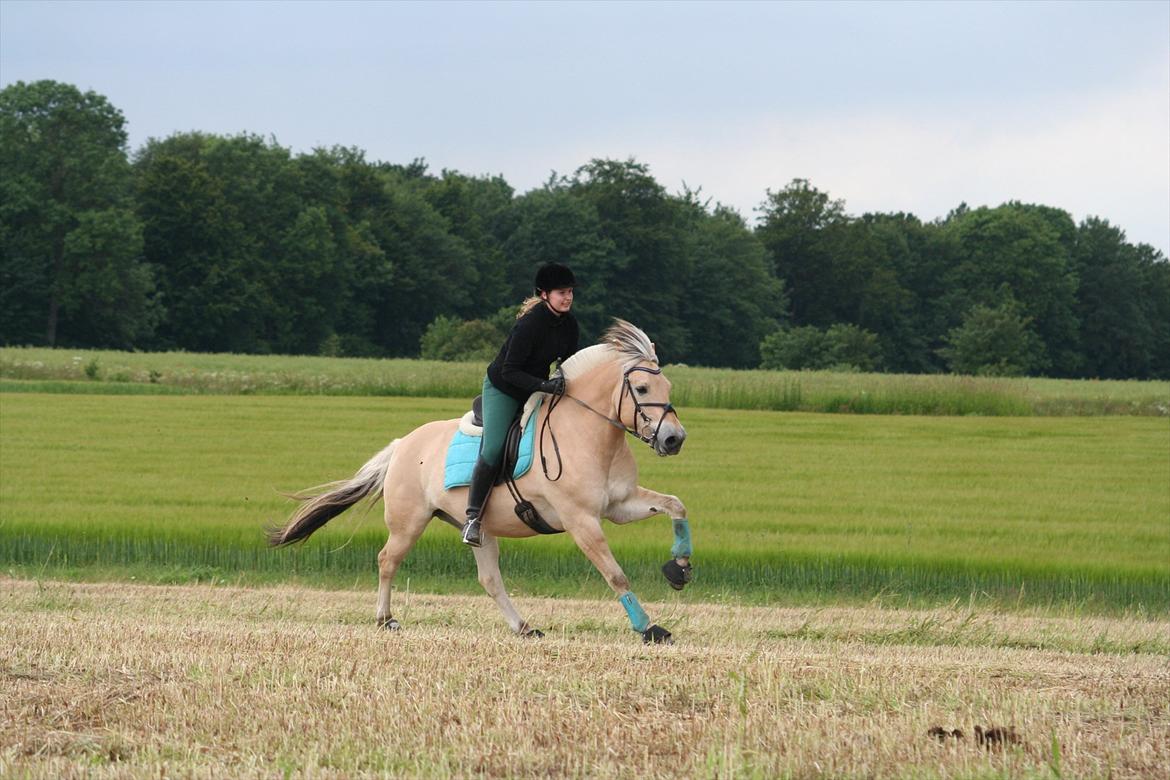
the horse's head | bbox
[559,319,687,456]
[617,360,686,456]
[560,319,687,455]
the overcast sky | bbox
[2,0,1167,253]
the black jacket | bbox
[487,304,579,401]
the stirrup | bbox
[461,518,482,548]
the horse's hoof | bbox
[520,626,544,639]
[642,624,672,644]
[662,559,692,590]
[378,617,401,631]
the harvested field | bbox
[3,579,1167,778]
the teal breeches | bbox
[478,376,522,468]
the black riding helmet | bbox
[534,262,576,294]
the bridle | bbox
[541,363,679,480]
[614,365,679,447]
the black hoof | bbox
[642,624,672,644]
[378,617,401,631]
[662,559,693,590]
[520,626,544,639]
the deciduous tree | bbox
[0,80,155,347]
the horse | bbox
[267,319,692,643]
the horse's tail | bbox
[266,439,400,547]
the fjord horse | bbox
[268,320,691,643]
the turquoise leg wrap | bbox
[671,518,692,558]
[619,591,650,633]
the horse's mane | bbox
[561,319,657,381]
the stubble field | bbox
[3,579,1167,779]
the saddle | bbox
[444,393,561,535]
[457,394,541,486]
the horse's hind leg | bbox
[375,501,430,630]
[472,534,541,637]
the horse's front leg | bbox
[563,515,673,644]
[606,486,693,591]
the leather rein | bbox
[539,364,678,481]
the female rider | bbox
[461,263,579,547]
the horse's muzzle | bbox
[655,424,686,456]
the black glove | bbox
[538,374,566,396]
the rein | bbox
[539,364,678,481]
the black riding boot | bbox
[461,457,496,548]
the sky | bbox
[2,0,1167,254]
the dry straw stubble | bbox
[3,579,1168,779]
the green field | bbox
[3,390,1167,612]
[4,345,1168,415]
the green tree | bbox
[136,133,364,354]
[289,150,479,358]
[759,325,827,370]
[938,203,1079,375]
[824,323,881,371]
[759,323,879,371]
[1142,249,1170,379]
[419,314,507,362]
[420,170,516,315]
[852,212,935,372]
[755,179,849,327]
[569,159,691,361]
[939,301,1043,376]
[276,205,340,353]
[682,204,785,368]
[294,146,391,356]
[1072,218,1170,379]
[366,169,477,356]
[0,80,155,347]
[56,209,157,347]
[136,133,270,352]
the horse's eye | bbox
[636,385,649,395]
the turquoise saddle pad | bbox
[443,400,541,490]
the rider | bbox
[461,262,579,547]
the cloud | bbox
[588,62,1170,253]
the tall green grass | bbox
[0,347,482,397]
[2,393,1166,611]
[3,346,1167,415]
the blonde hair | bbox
[517,296,543,319]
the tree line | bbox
[2,80,1168,379]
